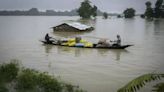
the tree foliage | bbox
[154,0,163,18]
[118,73,164,92]
[145,1,154,19]
[123,8,136,18]
[92,5,97,17]
[143,0,164,19]
[77,0,97,19]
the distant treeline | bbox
[0,8,118,16]
[0,8,78,16]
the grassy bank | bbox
[0,60,85,92]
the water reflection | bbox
[154,20,161,35]
[111,49,129,61]
[97,49,129,61]
[96,49,109,57]
[43,44,53,54]
[56,46,94,57]
[124,18,135,27]
[144,19,154,36]
[43,43,129,61]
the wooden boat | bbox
[40,40,133,49]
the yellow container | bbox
[84,42,93,47]
[68,42,76,46]
[68,38,75,43]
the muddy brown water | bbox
[0,16,164,92]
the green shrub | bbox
[37,72,62,92]
[0,84,8,92]
[0,61,19,83]
[16,69,38,90]
[0,60,85,92]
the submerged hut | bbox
[52,22,94,32]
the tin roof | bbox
[65,22,92,30]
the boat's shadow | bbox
[96,49,129,61]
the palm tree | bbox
[118,73,164,92]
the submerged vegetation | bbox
[0,60,85,92]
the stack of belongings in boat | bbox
[96,39,110,47]
[61,37,93,47]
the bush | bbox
[0,61,86,92]
[0,84,8,92]
[16,69,38,90]
[0,60,19,83]
[36,72,62,92]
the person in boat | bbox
[112,35,121,46]
[45,33,54,43]
[116,35,121,46]
[96,39,110,47]
[75,36,82,43]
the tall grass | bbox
[0,60,19,83]
[0,60,85,92]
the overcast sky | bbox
[0,0,156,13]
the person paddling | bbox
[45,33,53,43]
[116,35,121,46]
[111,35,121,46]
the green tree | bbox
[145,1,154,19]
[103,12,108,19]
[154,0,163,18]
[77,0,97,19]
[91,5,97,17]
[123,8,136,18]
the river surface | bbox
[0,16,164,92]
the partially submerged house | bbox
[52,22,94,32]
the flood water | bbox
[0,16,164,92]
